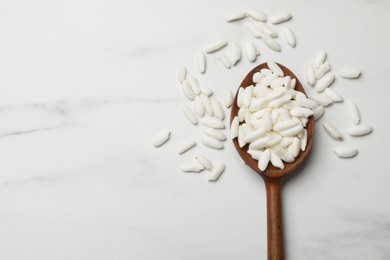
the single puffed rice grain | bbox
[210,98,225,120]
[246,8,267,21]
[204,127,226,141]
[225,11,247,22]
[339,69,361,79]
[348,124,373,136]
[334,147,358,158]
[230,41,242,66]
[195,155,213,171]
[205,40,228,53]
[201,136,224,149]
[182,80,196,100]
[345,100,361,125]
[200,117,225,129]
[182,106,198,125]
[177,140,196,154]
[153,130,170,147]
[196,51,206,74]
[315,73,335,92]
[194,96,205,117]
[178,66,187,84]
[270,11,292,24]
[225,90,234,108]
[208,162,225,181]
[283,27,296,47]
[323,122,344,140]
[324,88,343,102]
[181,162,204,172]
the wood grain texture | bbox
[229,63,315,260]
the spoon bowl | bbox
[230,62,315,260]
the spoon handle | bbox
[265,178,284,260]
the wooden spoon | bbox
[230,63,315,260]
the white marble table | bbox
[0,0,389,259]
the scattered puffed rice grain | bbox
[225,90,233,108]
[153,130,170,147]
[196,51,206,74]
[230,116,240,139]
[283,27,296,47]
[194,96,205,117]
[225,11,247,22]
[246,8,267,21]
[181,162,204,172]
[324,88,343,102]
[195,155,213,171]
[230,41,242,66]
[323,122,344,141]
[208,162,225,181]
[204,127,226,141]
[306,65,316,86]
[262,34,281,51]
[246,22,263,38]
[219,53,232,69]
[200,94,214,116]
[256,22,278,37]
[270,11,292,24]
[334,147,358,158]
[348,124,373,136]
[182,106,198,125]
[339,69,361,79]
[315,73,335,92]
[187,76,201,95]
[244,41,258,62]
[178,66,187,84]
[205,40,228,53]
[200,85,213,96]
[201,136,224,149]
[315,62,331,80]
[314,50,327,68]
[177,140,196,154]
[210,98,225,120]
[182,80,196,100]
[200,117,225,129]
[345,100,361,125]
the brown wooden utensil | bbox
[230,63,315,260]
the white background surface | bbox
[0,0,389,259]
